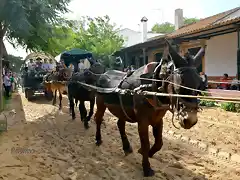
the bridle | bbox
[151,59,201,128]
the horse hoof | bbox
[84,123,89,129]
[124,147,133,156]
[72,116,76,120]
[96,140,102,146]
[138,148,143,155]
[143,168,155,177]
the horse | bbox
[68,61,105,129]
[44,64,73,111]
[92,40,206,177]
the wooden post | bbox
[142,48,146,65]
[237,28,240,81]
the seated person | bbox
[48,59,55,71]
[218,73,230,90]
[78,59,85,73]
[28,59,36,70]
[200,72,208,89]
[230,74,239,90]
[42,59,49,71]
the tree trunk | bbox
[0,23,7,111]
[0,37,3,111]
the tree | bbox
[5,54,23,73]
[45,16,124,68]
[151,22,175,34]
[0,0,71,110]
[151,17,200,34]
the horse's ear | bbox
[165,39,187,68]
[193,46,205,68]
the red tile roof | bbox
[167,7,240,38]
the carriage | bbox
[60,48,93,70]
[21,52,55,100]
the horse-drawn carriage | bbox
[21,52,55,100]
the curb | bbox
[162,129,240,165]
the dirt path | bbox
[0,93,239,180]
[163,108,240,154]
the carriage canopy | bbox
[60,48,93,67]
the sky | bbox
[4,0,240,58]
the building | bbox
[115,17,165,68]
[118,28,163,48]
[115,7,240,82]
[168,7,240,81]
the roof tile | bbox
[167,7,240,38]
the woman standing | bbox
[3,72,12,98]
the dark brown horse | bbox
[68,62,105,129]
[93,40,205,177]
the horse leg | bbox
[79,101,87,122]
[69,97,75,120]
[95,95,106,146]
[59,91,62,111]
[79,101,89,129]
[75,99,78,107]
[138,121,154,177]
[52,89,57,105]
[86,97,95,122]
[148,121,163,158]
[117,119,133,155]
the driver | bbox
[78,59,85,73]
[28,59,36,70]
[48,59,55,71]
[42,59,49,71]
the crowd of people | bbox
[2,66,19,98]
[199,72,239,90]
[27,58,56,72]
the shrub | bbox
[220,102,240,113]
[199,100,216,107]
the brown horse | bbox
[93,40,205,177]
[44,64,73,111]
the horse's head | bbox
[155,40,205,129]
[59,64,73,81]
[83,61,106,83]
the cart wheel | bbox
[25,89,34,101]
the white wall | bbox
[118,28,163,47]
[205,32,237,76]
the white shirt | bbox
[48,64,55,70]
[4,75,11,86]
[83,59,91,69]
[78,62,85,72]
[42,63,49,70]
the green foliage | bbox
[45,16,124,68]
[151,17,199,33]
[151,22,175,34]
[5,54,23,73]
[0,0,71,53]
[199,100,216,107]
[220,102,240,113]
